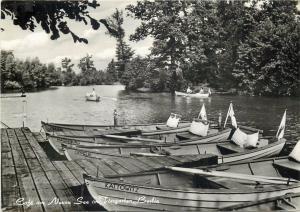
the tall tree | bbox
[107,9,134,79]
[61,57,76,86]
[233,0,300,96]
[77,54,97,85]
[106,59,118,83]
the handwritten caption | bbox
[16,196,159,207]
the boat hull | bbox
[175,91,210,98]
[63,138,286,164]
[84,174,300,211]
[86,95,100,101]
[41,121,190,133]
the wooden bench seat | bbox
[273,159,300,180]
[217,143,245,154]
[274,159,300,172]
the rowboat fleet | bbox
[41,102,300,211]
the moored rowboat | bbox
[83,156,300,211]
[62,137,285,164]
[41,120,191,132]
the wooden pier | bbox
[1,128,217,211]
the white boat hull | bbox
[175,91,210,98]
[84,174,300,211]
[86,94,100,101]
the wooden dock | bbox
[1,128,217,211]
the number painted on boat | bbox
[105,183,139,193]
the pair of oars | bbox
[166,166,299,185]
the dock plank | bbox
[2,128,87,212]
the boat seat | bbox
[273,159,300,172]
[156,125,170,130]
[217,143,245,154]
[176,132,199,140]
[177,129,220,140]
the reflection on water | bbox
[1,85,299,140]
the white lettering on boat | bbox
[105,183,139,192]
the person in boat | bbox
[113,109,118,127]
[199,87,204,94]
[91,88,96,97]
[20,87,26,97]
[186,86,192,94]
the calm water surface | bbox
[1,85,299,140]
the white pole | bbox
[223,102,231,128]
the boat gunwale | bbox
[83,172,300,195]
[41,120,190,129]
[63,139,286,163]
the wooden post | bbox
[113,109,118,127]
[218,112,222,128]
[22,100,27,127]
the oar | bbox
[130,152,165,157]
[165,166,299,185]
[100,96,117,101]
[103,134,163,143]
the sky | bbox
[0,0,153,72]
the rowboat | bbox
[47,125,231,155]
[86,93,100,101]
[47,122,261,156]
[220,192,300,211]
[175,91,210,98]
[41,120,191,132]
[83,156,300,211]
[62,137,285,163]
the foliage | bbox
[106,59,118,83]
[120,56,147,90]
[1,50,63,91]
[1,0,118,43]
[125,0,300,96]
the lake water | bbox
[1,85,299,140]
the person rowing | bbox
[91,88,96,97]
[186,86,192,94]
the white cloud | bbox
[83,28,101,39]
[95,48,116,60]
[0,32,50,51]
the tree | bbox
[233,0,300,96]
[1,0,118,43]
[121,56,148,90]
[127,0,215,92]
[106,59,118,83]
[61,57,76,86]
[77,54,97,85]
[107,9,134,79]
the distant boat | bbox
[175,91,210,98]
[85,92,100,102]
